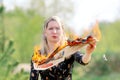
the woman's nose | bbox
[53,29,57,33]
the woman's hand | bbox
[86,38,96,55]
[82,37,97,64]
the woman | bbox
[30,16,96,80]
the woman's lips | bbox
[52,36,57,39]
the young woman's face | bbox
[45,20,63,43]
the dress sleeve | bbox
[29,60,39,80]
[73,51,88,65]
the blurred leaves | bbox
[30,0,74,21]
[0,5,4,14]
[0,40,15,63]
[0,5,18,80]
[4,8,45,62]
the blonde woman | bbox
[30,16,96,80]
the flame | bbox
[32,42,68,65]
[66,32,79,40]
[82,20,102,41]
[82,29,90,38]
[92,20,102,41]
[32,46,50,65]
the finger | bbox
[90,39,96,46]
[88,43,96,49]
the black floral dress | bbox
[30,51,88,80]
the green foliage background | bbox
[4,8,44,62]
[0,2,120,80]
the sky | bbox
[71,0,120,34]
[2,0,120,34]
[3,0,31,11]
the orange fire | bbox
[32,20,102,66]
[32,46,50,65]
[32,42,68,65]
[92,20,102,41]
[82,20,102,41]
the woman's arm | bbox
[81,53,92,64]
[74,38,96,65]
[82,38,96,64]
[74,51,88,65]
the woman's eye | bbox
[49,28,53,30]
[56,27,60,30]
[48,27,60,30]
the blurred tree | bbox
[3,7,45,62]
[0,3,18,80]
[0,1,5,53]
[30,0,74,22]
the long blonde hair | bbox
[41,16,67,56]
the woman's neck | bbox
[47,41,60,53]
